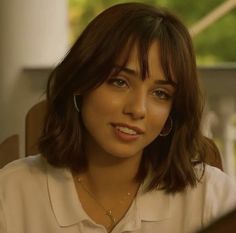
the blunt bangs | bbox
[70,5,167,94]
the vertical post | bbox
[0,0,68,156]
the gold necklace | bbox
[76,177,133,229]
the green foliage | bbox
[194,10,236,64]
[69,0,236,65]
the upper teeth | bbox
[116,126,137,135]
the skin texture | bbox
[81,41,175,164]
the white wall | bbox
[0,0,69,156]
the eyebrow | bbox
[114,65,137,76]
[114,65,177,87]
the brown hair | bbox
[39,2,215,193]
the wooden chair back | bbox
[204,136,223,171]
[25,100,46,156]
[0,134,19,168]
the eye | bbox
[108,77,128,88]
[153,89,171,100]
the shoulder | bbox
[195,164,236,221]
[0,155,47,188]
[196,164,236,194]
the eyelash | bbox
[153,89,171,100]
[107,77,128,88]
[108,77,172,100]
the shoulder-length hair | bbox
[39,2,213,193]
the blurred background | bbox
[0,0,236,179]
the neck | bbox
[79,142,143,198]
[87,153,141,187]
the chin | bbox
[105,147,143,159]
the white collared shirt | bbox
[0,155,236,233]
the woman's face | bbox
[81,41,176,159]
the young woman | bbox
[0,2,236,233]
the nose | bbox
[123,91,146,120]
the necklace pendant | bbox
[105,210,116,225]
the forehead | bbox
[109,36,178,87]
[115,40,176,83]
[117,40,159,66]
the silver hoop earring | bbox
[160,117,173,137]
[73,95,80,113]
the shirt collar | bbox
[46,162,171,228]
[46,162,87,226]
[113,184,171,232]
[136,169,171,222]
[137,187,171,222]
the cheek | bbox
[81,90,122,122]
[147,104,171,133]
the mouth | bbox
[111,123,145,135]
[116,126,138,135]
[111,123,144,142]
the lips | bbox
[116,126,137,135]
[111,123,145,135]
